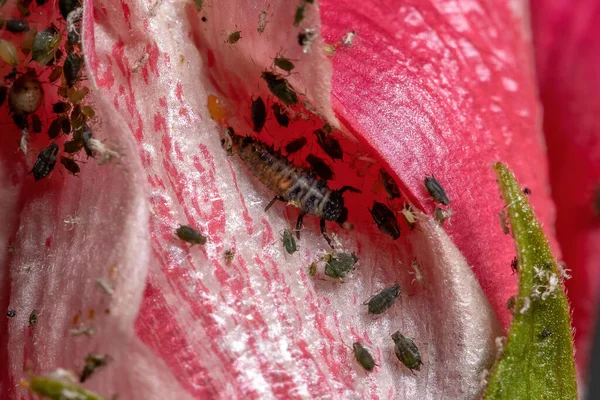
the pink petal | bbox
[531,0,600,374]
[320,0,560,330]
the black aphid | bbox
[229,133,360,247]
[29,309,38,326]
[7,310,16,318]
[380,168,400,199]
[353,342,376,372]
[62,117,72,134]
[59,0,81,20]
[251,96,266,132]
[31,143,59,181]
[67,29,81,45]
[64,139,83,154]
[64,53,83,87]
[176,224,206,245]
[541,329,552,338]
[293,5,305,27]
[226,30,241,44]
[261,71,298,105]
[48,118,61,139]
[364,283,401,315]
[274,56,295,73]
[510,256,518,274]
[314,128,343,160]
[31,114,42,133]
[424,175,450,205]
[53,101,71,114]
[324,252,357,279]
[282,229,297,255]
[306,154,333,181]
[61,156,80,175]
[391,331,422,372]
[523,187,531,195]
[82,125,95,157]
[272,103,289,127]
[201,16,207,22]
[80,354,109,383]
[284,137,307,154]
[369,201,400,240]
[6,19,30,33]
[12,114,27,130]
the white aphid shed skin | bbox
[520,297,531,314]
[532,266,559,301]
[66,7,83,34]
[132,53,150,73]
[341,30,357,46]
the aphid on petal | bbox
[272,103,289,127]
[225,30,241,45]
[16,1,30,17]
[323,43,336,56]
[510,256,518,274]
[522,187,531,195]
[313,128,343,160]
[80,354,110,383]
[273,55,295,73]
[48,118,62,139]
[31,143,59,181]
[6,19,30,33]
[353,342,376,372]
[250,96,266,132]
[224,249,235,265]
[21,29,37,55]
[53,101,72,114]
[32,26,62,66]
[424,175,451,205]
[369,201,400,240]
[308,262,317,276]
[7,310,16,318]
[281,229,297,254]
[176,224,206,245]
[341,30,357,46]
[401,205,417,230]
[193,0,203,11]
[261,70,298,105]
[64,53,84,87]
[29,309,39,326]
[0,86,7,107]
[380,168,400,199]
[59,0,81,20]
[48,66,63,83]
[60,156,80,176]
[306,154,333,181]
[434,207,454,224]
[30,114,42,133]
[0,39,19,66]
[323,252,357,279]
[363,283,401,315]
[284,137,307,154]
[257,9,268,33]
[293,5,305,27]
[391,331,423,372]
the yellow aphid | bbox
[323,43,336,56]
[0,39,19,66]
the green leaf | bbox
[484,163,577,400]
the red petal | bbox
[531,0,600,373]
[320,0,560,330]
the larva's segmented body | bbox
[230,134,359,246]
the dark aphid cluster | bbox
[353,342,376,372]
[306,154,333,181]
[323,252,357,279]
[364,283,402,315]
[369,201,400,240]
[424,175,450,206]
[391,331,423,372]
[314,128,343,161]
[176,225,206,245]
[284,137,307,154]
[30,143,59,181]
[380,168,400,199]
[261,70,298,106]
[251,96,266,132]
[282,229,297,254]
[271,103,289,127]
[229,132,360,247]
[80,353,110,383]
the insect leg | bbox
[295,212,306,239]
[264,195,284,212]
[320,219,333,248]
